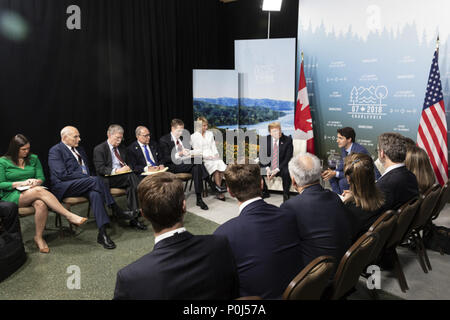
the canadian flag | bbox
[294,59,315,154]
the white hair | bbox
[288,152,322,187]
[107,124,124,136]
[60,126,74,138]
[135,126,148,136]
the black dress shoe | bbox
[130,219,147,230]
[208,178,227,193]
[97,231,116,249]
[216,194,226,201]
[112,206,138,220]
[196,199,209,210]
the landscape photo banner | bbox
[297,0,450,160]
[235,38,296,136]
[193,69,239,130]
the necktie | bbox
[113,147,126,167]
[71,147,83,166]
[271,141,279,170]
[176,140,183,153]
[143,145,156,166]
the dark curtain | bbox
[0,0,298,178]
[0,0,223,176]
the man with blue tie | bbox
[322,127,380,194]
[93,125,147,231]
[48,126,137,250]
[126,126,165,180]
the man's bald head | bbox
[288,152,321,187]
[60,126,81,147]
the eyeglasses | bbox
[140,134,151,138]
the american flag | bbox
[294,57,315,154]
[417,48,448,185]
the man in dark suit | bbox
[260,122,293,202]
[322,127,381,194]
[214,164,303,299]
[93,124,146,231]
[159,119,224,210]
[48,126,137,250]
[126,126,165,179]
[376,132,419,210]
[281,153,353,269]
[113,172,239,300]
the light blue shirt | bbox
[336,143,353,178]
[107,141,122,175]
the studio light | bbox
[262,0,282,12]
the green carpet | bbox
[0,198,220,300]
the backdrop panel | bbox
[235,38,296,136]
[297,0,450,160]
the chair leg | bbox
[417,232,432,271]
[87,203,91,219]
[413,232,428,274]
[189,179,193,192]
[55,214,64,239]
[392,249,409,292]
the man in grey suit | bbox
[93,124,146,231]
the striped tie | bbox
[271,141,279,170]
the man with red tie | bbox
[48,126,138,250]
[93,124,147,231]
[260,122,293,202]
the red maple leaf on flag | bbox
[295,103,312,133]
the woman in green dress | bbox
[0,134,87,253]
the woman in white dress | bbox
[191,117,227,201]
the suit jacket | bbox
[335,142,381,182]
[48,142,91,200]
[260,134,293,170]
[376,165,419,210]
[214,199,303,299]
[93,141,129,177]
[113,231,239,300]
[280,184,353,269]
[126,140,161,175]
[159,133,191,169]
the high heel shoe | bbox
[34,238,50,254]
[69,217,88,227]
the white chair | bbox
[267,139,307,192]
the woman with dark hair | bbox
[342,153,386,241]
[405,145,436,194]
[0,134,87,253]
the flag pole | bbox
[301,51,304,63]
[437,34,440,52]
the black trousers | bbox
[0,201,20,235]
[102,173,139,211]
[262,166,292,196]
[169,163,209,194]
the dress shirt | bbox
[238,197,263,214]
[171,133,189,160]
[336,143,353,178]
[63,143,88,174]
[108,141,123,175]
[380,163,405,178]
[154,227,187,245]
[138,141,156,171]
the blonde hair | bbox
[344,153,384,211]
[268,122,281,132]
[197,116,208,124]
[405,145,436,194]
